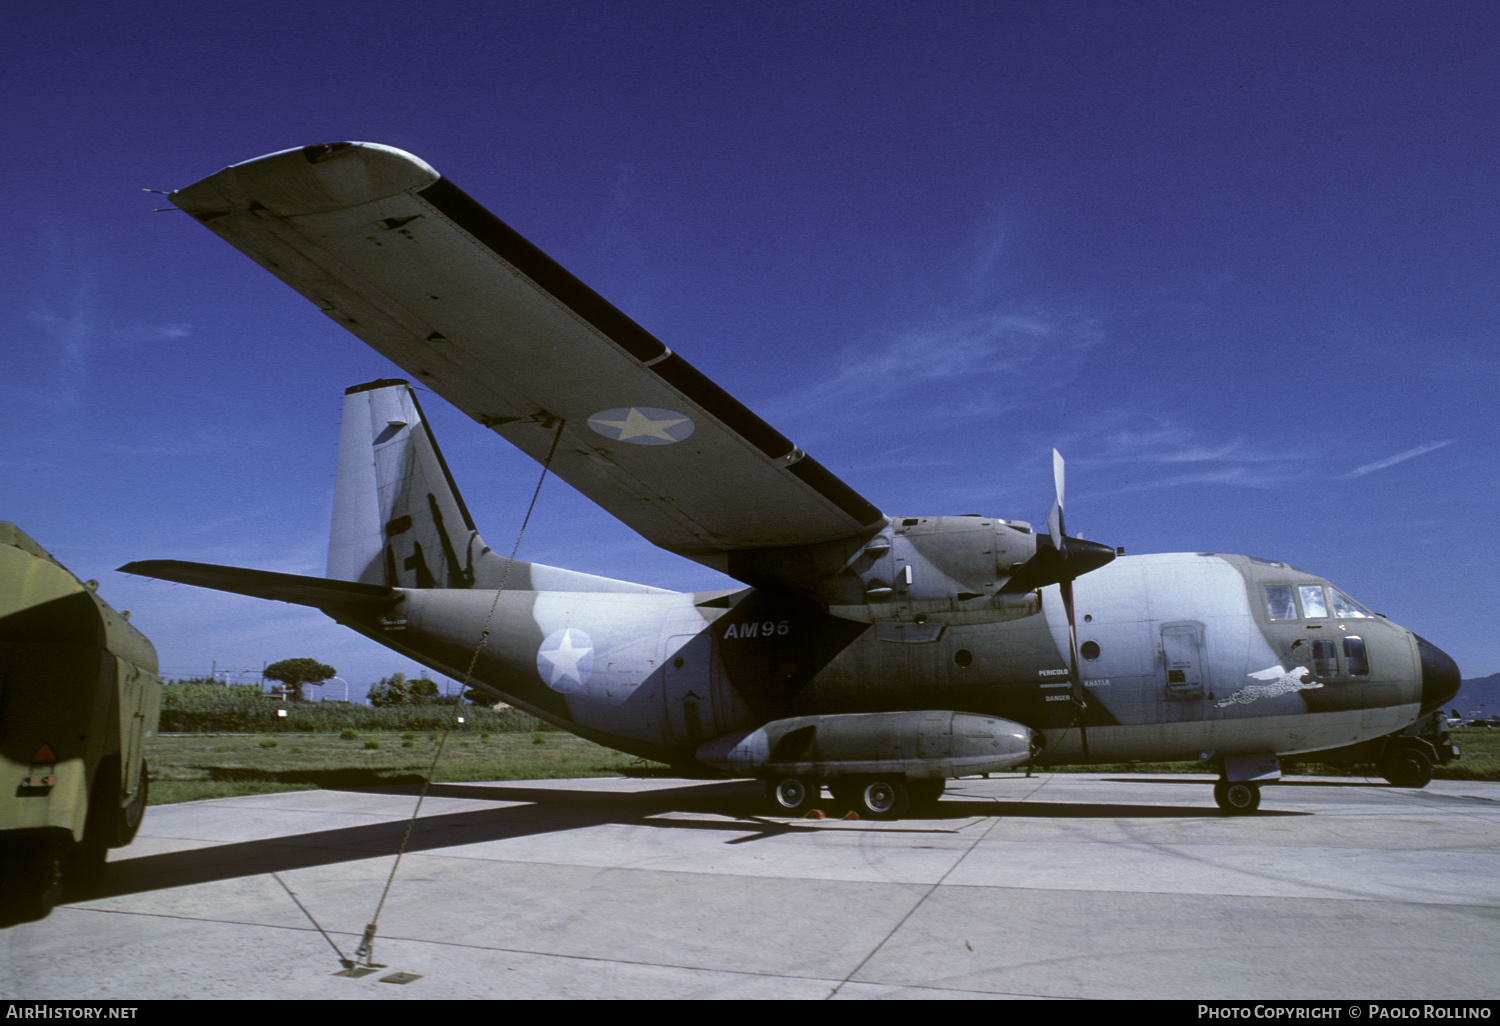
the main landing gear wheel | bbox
[1213,779,1261,815]
[766,776,819,816]
[851,778,910,820]
[1380,747,1433,788]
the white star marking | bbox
[588,407,694,445]
[537,628,594,693]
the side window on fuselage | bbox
[1344,636,1370,676]
[1311,639,1338,677]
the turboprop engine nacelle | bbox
[732,516,1113,631]
[836,516,1042,625]
[695,710,1037,780]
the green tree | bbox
[263,658,337,702]
[368,671,441,707]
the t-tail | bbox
[329,378,494,590]
[119,379,671,605]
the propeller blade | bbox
[1048,448,1066,554]
[1000,449,1115,595]
[1060,574,1089,762]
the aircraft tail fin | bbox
[328,378,678,596]
[329,379,495,589]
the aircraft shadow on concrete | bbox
[1103,775,1406,790]
[83,779,1299,904]
[387,780,1303,820]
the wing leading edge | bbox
[172,142,882,572]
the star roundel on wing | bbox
[536,628,594,693]
[587,407,695,445]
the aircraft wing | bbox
[171,143,882,570]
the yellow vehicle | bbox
[0,524,160,924]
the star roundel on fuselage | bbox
[588,407,695,445]
[537,628,594,693]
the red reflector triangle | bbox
[31,744,56,763]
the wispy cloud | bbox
[1345,440,1454,479]
[808,307,1103,416]
[1113,464,1311,492]
[115,323,193,343]
[1095,422,1307,467]
[21,231,193,409]
[759,202,1104,437]
[1061,414,1313,494]
[27,258,97,407]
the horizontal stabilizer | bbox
[119,560,397,610]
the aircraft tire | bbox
[907,778,946,813]
[1380,747,1433,788]
[852,778,911,820]
[766,776,819,816]
[1214,779,1261,815]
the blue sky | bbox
[5,1,1497,699]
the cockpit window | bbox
[1265,585,1297,620]
[1299,585,1328,619]
[1328,589,1372,619]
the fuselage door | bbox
[663,632,714,745]
[1161,623,1205,701]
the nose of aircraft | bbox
[1413,633,1461,713]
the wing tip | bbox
[172,141,441,218]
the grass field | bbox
[145,725,1500,805]
[147,730,670,805]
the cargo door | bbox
[1161,623,1206,702]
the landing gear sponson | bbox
[699,710,1035,820]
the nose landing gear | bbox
[1213,778,1261,814]
[1379,745,1434,788]
[1212,753,1278,815]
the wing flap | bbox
[172,143,882,565]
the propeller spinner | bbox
[1001,450,1115,595]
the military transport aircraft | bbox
[123,142,1461,818]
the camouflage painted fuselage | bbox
[327,548,1434,769]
